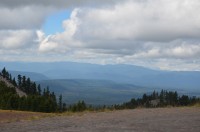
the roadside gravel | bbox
[0,107,199,132]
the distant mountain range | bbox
[37,79,199,105]
[37,79,150,105]
[1,61,200,105]
[10,71,49,81]
[1,61,200,89]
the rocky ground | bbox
[0,107,200,132]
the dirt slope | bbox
[0,107,199,132]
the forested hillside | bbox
[0,68,62,113]
[114,90,200,109]
[1,67,199,113]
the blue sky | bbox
[42,10,71,35]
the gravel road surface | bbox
[0,107,199,132]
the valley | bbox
[1,61,200,105]
[1,1,200,131]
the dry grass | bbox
[0,110,55,123]
[1,105,199,124]
[193,102,200,107]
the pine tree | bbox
[18,75,22,87]
[1,67,6,78]
[59,94,63,112]
[62,103,67,111]
[12,78,17,86]
[26,78,31,94]
[0,68,62,113]
[31,82,37,95]
[9,74,12,81]
[160,89,164,105]
[37,84,41,95]
[46,86,50,97]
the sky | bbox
[0,0,200,71]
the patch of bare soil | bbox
[0,107,200,132]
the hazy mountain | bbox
[10,71,49,81]
[38,79,200,105]
[1,61,200,105]
[1,61,200,91]
[134,71,200,91]
[38,79,153,105]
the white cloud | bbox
[1,0,200,71]
[39,0,200,52]
[0,0,119,29]
[0,6,55,30]
[74,0,200,42]
[0,0,118,8]
[38,9,82,52]
[0,30,37,49]
[168,44,200,58]
[35,0,200,70]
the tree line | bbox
[113,90,200,110]
[0,68,62,112]
[0,67,88,113]
[0,67,199,113]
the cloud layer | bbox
[1,0,200,71]
[0,0,118,8]
[0,6,54,30]
[0,30,36,49]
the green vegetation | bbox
[113,90,200,110]
[0,67,89,113]
[68,100,87,112]
[0,67,199,113]
[38,79,148,105]
[65,90,200,112]
[0,68,58,113]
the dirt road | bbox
[0,107,200,132]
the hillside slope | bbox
[0,75,26,97]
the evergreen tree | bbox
[18,75,22,87]
[9,74,12,81]
[26,78,31,94]
[179,95,190,106]
[12,78,17,86]
[37,84,41,95]
[62,103,67,111]
[1,67,6,78]
[59,94,63,112]
[31,82,37,95]
[43,88,46,96]
[0,68,60,113]
[46,86,50,97]
[142,93,148,104]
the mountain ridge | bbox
[0,61,200,91]
[37,79,200,105]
